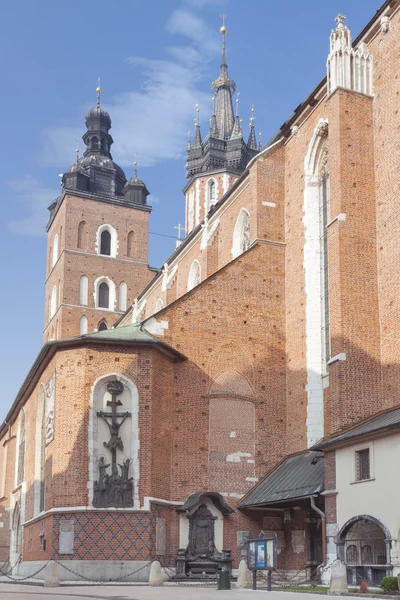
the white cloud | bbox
[7,175,60,236]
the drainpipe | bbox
[310,495,326,566]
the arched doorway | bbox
[338,516,391,585]
[10,502,22,570]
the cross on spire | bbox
[174,223,185,240]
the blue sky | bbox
[0,0,381,421]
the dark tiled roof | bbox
[238,451,324,508]
[313,407,400,450]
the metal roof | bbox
[238,451,324,508]
[313,407,400,450]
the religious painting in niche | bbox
[93,380,133,508]
[45,373,55,446]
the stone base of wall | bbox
[16,560,154,582]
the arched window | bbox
[52,233,59,267]
[188,260,201,291]
[127,231,136,258]
[232,209,250,259]
[98,320,108,331]
[97,224,117,258]
[100,230,111,256]
[207,179,216,211]
[79,275,88,306]
[91,136,99,151]
[11,503,22,564]
[155,298,164,313]
[98,282,109,308]
[80,315,88,335]
[77,220,88,250]
[50,285,57,319]
[48,247,52,273]
[17,411,26,486]
[346,544,359,566]
[119,282,127,311]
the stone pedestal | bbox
[149,560,163,586]
[236,559,252,588]
[44,561,59,587]
[328,560,348,595]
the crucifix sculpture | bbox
[93,380,134,508]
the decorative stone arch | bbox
[336,515,392,573]
[155,298,164,313]
[231,208,250,259]
[187,260,201,292]
[96,224,118,258]
[88,373,139,508]
[303,118,330,448]
[93,276,116,311]
[77,220,88,250]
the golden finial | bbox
[74,138,79,163]
[220,13,228,35]
[195,104,200,126]
[96,76,101,108]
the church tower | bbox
[184,22,260,234]
[44,85,154,341]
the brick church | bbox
[1,0,400,584]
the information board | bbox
[247,535,277,571]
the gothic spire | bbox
[211,17,236,140]
[247,106,257,150]
[193,105,202,147]
[230,93,242,139]
[209,96,219,136]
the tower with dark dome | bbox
[184,22,261,235]
[44,85,155,342]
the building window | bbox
[77,220,88,250]
[127,231,136,258]
[98,282,109,309]
[100,230,111,255]
[52,233,59,267]
[50,285,57,319]
[80,315,88,335]
[188,260,201,291]
[319,149,331,375]
[232,209,250,259]
[17,411,26,486]
[155,298,164,312]
[98,320,108,331]
[207,179,217,212]
[79,275,89,306]
[119,282,127,311]
[355,449,370,481]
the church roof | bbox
[238,451,324,508]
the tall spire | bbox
[247,106,257,150]
[230,92,242,139]
[193,105,202,147]
[209,96,219,136]
[211,16,236,140]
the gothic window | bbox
[100,230,111,256]
[52,233,59,267]
[17,410,26,486]
[207,179,217,212]
[232,209,250,259]
[119,282,127,311]
[98,282,109,308]
[188,260,201,291]
[155,298,164,312]
[319,146,331,375]
[48,247,52,273]
[98,320,108,331]
[50,285,57,319]
[97,224,117,257]
[127,231,136,258]
[77,220,88,250]
[80,315,88,335]
[79,275,89,306]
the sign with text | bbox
[247,536,277,571]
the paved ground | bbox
[0,585,324,600]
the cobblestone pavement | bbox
[0,584,325,600]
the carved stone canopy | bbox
[176,491,235,515]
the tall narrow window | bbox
[232,209,250,258]
[208,179,216,211]
[127,231,135,258]
[52,233,59,267]
[98,320,108,331]
[119,282,127,311]
[79,275,89,306]
[98,282,109,308]
[80,315,88,335]
[50,285,57,319]
[188,260,201,291]
[17,411,26,486]
[100,230,111,256]
[77,221,88,250]
[356,448,370,481]
[319,149,330,375]
[39,393,46,513]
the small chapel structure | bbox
[1,1,400,585]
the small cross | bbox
[174,224,185,240]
